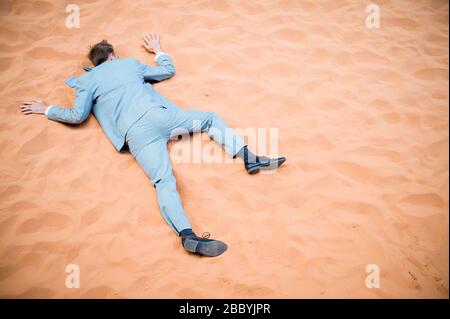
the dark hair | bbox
[88,40,114,66]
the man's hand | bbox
[143,33,162,55]
[20,100,48,115]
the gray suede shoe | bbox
[182,232,228,257]
[246,156,287,174]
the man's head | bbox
[88,40,117,66]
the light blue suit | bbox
[47,54,246,235]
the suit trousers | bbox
[125,104,246,235]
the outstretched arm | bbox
[20,83,94,124]
[140,33,176,82]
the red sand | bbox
[0,0,448,298]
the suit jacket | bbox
[46,54,176,152]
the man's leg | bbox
[133,138,228,257]
[168,109,286,173]
[169,109,245,158]
[133,139,190,235]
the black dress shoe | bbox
[182,232,228,257]
[245,156,287,174]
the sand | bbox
[0,0,448,298]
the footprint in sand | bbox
[17,212,72,234]
[413,68,448,81]
[399,193,445,208]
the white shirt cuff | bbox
[154,52,169,62]
[45,105,54,116]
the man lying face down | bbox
[20,33,286,257]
